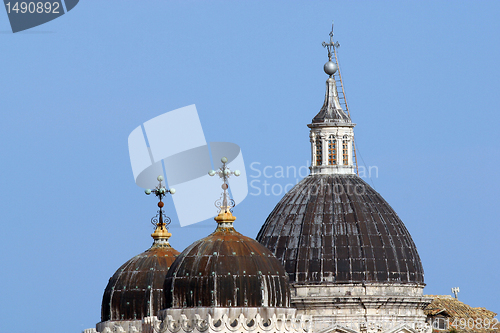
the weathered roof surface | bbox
[101,246,179,321]
[425,295,498,333]
[164,226,291,308]
[256,174,425,285]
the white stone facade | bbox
[155,307,311,333]
[308,125,355,176]
[291,284,432,333]
[307,74,356,176]
[84,320,143,333]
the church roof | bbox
[256,174,425,285]
[425,295,498,333]
[164,211,291,309]
[101,245,179,321]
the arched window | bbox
[315,136,323,166]
[342,136,349,165]
[328,135,336,165]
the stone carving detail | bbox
[143,316,162,333]
[414,322,431,333]
[90,320,143,333]
[359,322,382,333]
[317,324,358,333]
[150,312,311,333]
[114,326,126,333]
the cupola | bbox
[163,158,291,309]
[100,176,179,323]
[308,27,356,176]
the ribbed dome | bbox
[164,212,291,309]
[101,246,179,321]
[256,174,424,285]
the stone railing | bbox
[85,308,311,333]
[151,308,311,333]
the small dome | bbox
[101,215,179,322]
[101,246,179,321]
[164,211,291,308]
[257,174,425,285]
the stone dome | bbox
[101,224,180,321]
[256,174,425,285]
[164,211,291,309]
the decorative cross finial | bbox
[208,157,240,213]
[322,22,340,61]
[145,175,175,230]
[451,287,460,300]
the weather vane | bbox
[322,22,340,61]
[145,175,175,229]
[208,157,240,213]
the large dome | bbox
[256,174,425,285]
[164,211,291,309]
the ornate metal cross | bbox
[322,22,340,61]
[145,175,175,228]
[208,157,240,213]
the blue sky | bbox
[1,1,499,332]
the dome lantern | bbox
[309,24,357,176]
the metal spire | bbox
[145,175,175,247]
[208,157,240,214]
[322,22,340,61]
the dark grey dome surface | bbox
[256,174,424,285]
